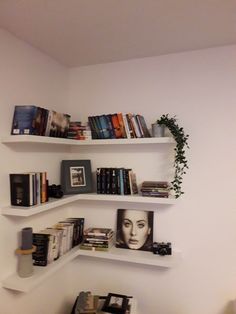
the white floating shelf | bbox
[2,246,80,293]
[1,194,176,217]
[2,247,181,292]
[1,135,175,145]
[79,193,176,204]
[79,246,181,268]
[1,195,80,217]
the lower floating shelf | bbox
[2,246,182,292]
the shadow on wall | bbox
[222,300,236,314]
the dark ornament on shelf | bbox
[157,114,189,198]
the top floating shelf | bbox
[1,135,175,146]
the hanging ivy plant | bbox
[157,114,189,198]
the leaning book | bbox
[11,105,40,135]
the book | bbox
[68,217,84,244]
[126,113,135,138]
[10,173,31,206]
[129,170,138,194]
[141,191,169,198]
[142,181,169,188]
[122,114,131,139]
[88,116,99,139]
[131,114,142,138]
[84,228,113,237]
[111,114,122,138]
[136,115,151,137]
[11,105,39,135]
[117,113,127,138]
[38,231,55,264]
[99,115,110,139]
[96,168,101,194]
[32,233,50,266]
[79,245,112,252]
[105,114,116,139]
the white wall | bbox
[0,29,72,314]
[0,27,236,314]
[67,46,236,314]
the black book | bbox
[11,105,39,135]
[66,218,85,246]
[10,173,31,206]
[100,168,107,194]
[105,114,116,139]
[94,116,105,139]
[32,233,49,266]
[96,168,101,194]
[124,169,131,195]
[105,168,112,194]
[88,116,99,139]
[116,168,121,195]
[136,115,151,138]
[111,168,118,194]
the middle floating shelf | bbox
[1,193,177,217]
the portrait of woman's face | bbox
[117,209,153,250]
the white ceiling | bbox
[0,0,235,67]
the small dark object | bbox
[153,242,172,256]
[102,293,129,314]
[48,184,63,199]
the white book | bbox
[122,114,131,139]
[45,228,62,259]
[131,115,142,138]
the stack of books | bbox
[140,181,170,198]
[88,113,151,139]
[67,121,92,140]
[96,167,138,195]
[80,228,114,252]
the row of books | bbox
[10,172,48,207]
[140,181,170,198]
[88,113,151,139]
[11,105,71,138]
[33,218,84,266]
[80,228,114,252]
[96,168,138,195]
[67,121,92,140]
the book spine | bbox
[122,114,131,139]
[126,113,135,138]
[117,113,127,138]
[131,115,142,138]
[106,114,116,139]
[96,168,101,194]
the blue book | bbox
[99,115,110,139]
[11,105,39,135]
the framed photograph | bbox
[102,293,129,314]
[61,160,92,194]
[116,209,154,252]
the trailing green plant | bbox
[157,114,189,198]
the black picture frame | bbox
[102,293,128,314]
[61,160,92,194]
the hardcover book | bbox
[10,173,31,206]
[11,105,39,135]
[84,228,113,237]
[111,114,122,138]
[32,233,50,266]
